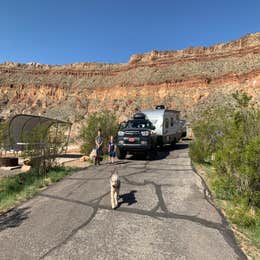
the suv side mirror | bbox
[152,126,156,130]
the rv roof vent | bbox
[155,105,165,110]
[133,112,146,120]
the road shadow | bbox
[104,161,130,166]
[118,190,137,207]
[172,143,189,150]
[0,207,30,232]
[126,142,189,161]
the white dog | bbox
[110,172,121,209]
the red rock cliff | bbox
[0,32,259,128]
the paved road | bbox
[0,143,246,259]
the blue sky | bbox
[1,0,259,64]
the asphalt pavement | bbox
[0,143,246,260]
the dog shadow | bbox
[118,190,137,207]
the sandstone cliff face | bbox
[0,33,259,132]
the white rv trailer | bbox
[142,105,183,147]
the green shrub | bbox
[240,137,260,207]
[189,108,229,164]
[21,123,69,175]
[211,174,237,200]
[189,140,209,163]
[226,206,256,227]
[80,110,118,155]
[190,91,260,210]
[0,120,9,150]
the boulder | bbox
[21,165,31,173]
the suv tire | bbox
[117,148,126,160]
[146,149,157,160]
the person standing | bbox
[95,128,103,165]
[108,135,116,164]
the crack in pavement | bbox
[121,177,169,213]
[39,184,245,260]
[153,183,169,213]
[88,191,110,203]
[39,192,241,246]
[39,198,100,259]
[38,192,231,235]
[65,180,90,198]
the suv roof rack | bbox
[133,112,146,120]
[155,105,165,110]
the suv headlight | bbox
[141,131,150,136]
[118,131,124,136]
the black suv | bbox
[116,113,157,159]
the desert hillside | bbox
[0,32,259,136]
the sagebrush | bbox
[80,111,118,155]
[190,91,260,220]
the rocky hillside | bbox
[0,32,259,134]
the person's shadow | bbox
[118,190,137,207]
[0,207,30,232]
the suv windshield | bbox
[125,119,154,129]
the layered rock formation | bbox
[0,32,259,133]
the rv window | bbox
[170,118,174,127]
[165,119,169,129]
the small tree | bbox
[0,121,9,153]
[22,123,69,175]
[80,111,118,155]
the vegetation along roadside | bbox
[189,91,260,259]
[0,166,76,214]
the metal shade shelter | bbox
[8,114,72,151]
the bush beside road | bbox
[189,91,260,258]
